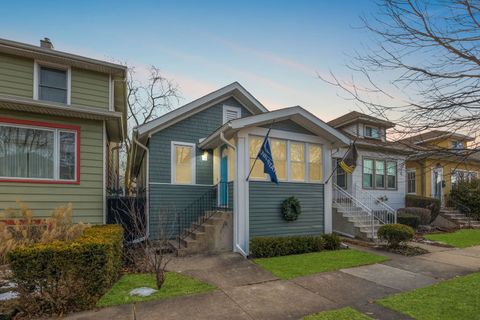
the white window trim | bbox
[406,169,416,194]
[223,105,242,124]
[364,125,381,140]
[33,60,71,105]
[0,122,77,182]
[171,141,196,185]
[248,134,322,183]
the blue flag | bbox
[257,137,279,184]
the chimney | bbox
[40,38,54,49]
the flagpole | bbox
[325,137,357,184]
[246,121,275,181]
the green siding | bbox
[249,181,324,237]
[0,53,33,98]
[261,119,315,135]
[0,110,104,224]
[149,97,252,184]
[71,68,109,109]
[149,184,211,238]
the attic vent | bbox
[223,106,241,124]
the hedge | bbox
[250,234,341,258]
[405,195,440,223]
[397,213,421,229]
[8,224,123,316]
[377,224,414,248]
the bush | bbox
[449,179,480,220]
[321,233,341,250]
[398,207,431,225]
[250,235,325,258]
[405,195,440,223]
[0,202,87,264]
[8,224,123,317]
[377,224,414,248]
[397,213,421,229]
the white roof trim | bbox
[199,106,351,148]
[136,82,268,137]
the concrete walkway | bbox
[64,244,480,320]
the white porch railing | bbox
[333,183,376,237]
[352,183,397,225]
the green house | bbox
[0,37,127,224]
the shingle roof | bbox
[328,111,395,129]
[399,130,475,145]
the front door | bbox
[219,146,228,207]
[432,167,444,206]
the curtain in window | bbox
[271,139,287,180]
[290,142,305,181]
[59,131,76,180]
[308,144,322,181]
[175,145,193,183]
[0,126,54,179]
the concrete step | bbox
[191,231,206,241]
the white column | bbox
[234,131,249,256]
[323,145,333,233]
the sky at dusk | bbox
[1,0,379,121]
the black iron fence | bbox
[106,196,146,242]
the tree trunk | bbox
[155,269,165,289]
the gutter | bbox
[133,134,150,242]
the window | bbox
[451,169,478,186]
[452,141,464,149]
[248,136,322,183]
[364,126,381,139]
[308,144,322,182]
[223,105,241,124]
[172,142,195,184]
[271,139,287,180]
[0,120,78,183]
[407,170,416,194]
[363,159,374,188]
[336,159,347,189]
[387,161,397,189]
[363,158,398,190]
[38,66,68,104]
[290,142,305,181]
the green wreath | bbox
[282,196,301,221]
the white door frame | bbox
[431,167,444,206]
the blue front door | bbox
[220,147,228,207]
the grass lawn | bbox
[378,272,480,320]
[254,249,388,279]
[302,307,373,320]
[97,272,215,307]
[424,229,480,248]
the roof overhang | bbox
[135,82,269,138]
[0,38,127,79]
[330,116,395,130]
[199,106,351,149]
[0,95,125,142]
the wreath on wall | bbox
[282,196,301,221]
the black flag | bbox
[339,143,358,174]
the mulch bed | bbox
[378,245,429,256]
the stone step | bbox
[190,231,206,241]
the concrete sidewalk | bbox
[64,245,480,320]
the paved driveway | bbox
[64,245,480,320]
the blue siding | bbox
[149,97,252,184]
[261,119,315,135]
[249,181,324,238]
[149,184,211,238]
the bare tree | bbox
[123,66,180,191]
[322,0,480,154]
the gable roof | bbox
[328,111,395,129]
[135,82,268,138]
[399,130,475,145]
[198,106,350,149]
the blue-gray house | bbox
[131,82,350,256]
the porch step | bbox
[440,207,480,228]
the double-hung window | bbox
[363,158,397,189]
[407,170,416,194]
[0,120,78,183]
[290,142,305,181]
[37,65,69,104]
[172,142,195,184]
[364,126,381,139]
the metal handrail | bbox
[445,195,473,227]
[352,183,397,225]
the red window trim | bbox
[0,117,81,185]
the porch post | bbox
[323,145,333,233]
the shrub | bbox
[449,179,480,220]
[250,235,325,258]
[8,224,123,317]
[398,207,431,225]
[377,224,414,248]
[397,213,421,229]
[405,195,440,223]
[321,233,341,250]
[0,202,87,264]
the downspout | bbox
[220,132,235,150]
[110,144,122,192]
[133,134,150,242]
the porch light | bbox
[202,151,208,161]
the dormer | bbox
[328,111,395,142]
